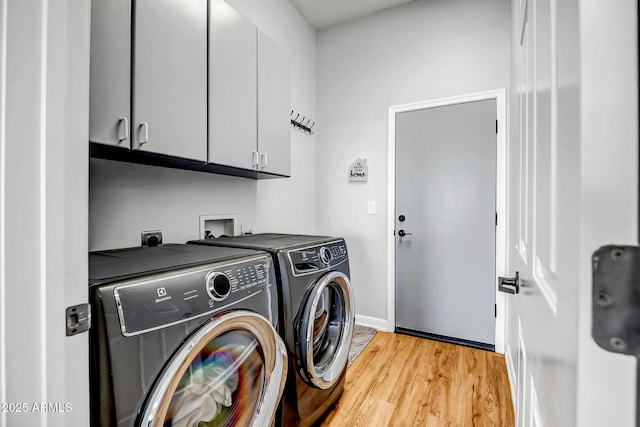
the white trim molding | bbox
[387,89,508,353]
[355,314,389,331]
[505,344,517,408]
[0,0,7,421]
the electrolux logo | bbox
[155,287,171,304]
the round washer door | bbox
[139,311,287,427]
[298,271,355,389]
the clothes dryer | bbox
[189,234,355,426]
[89,244,287,427]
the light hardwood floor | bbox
[320,332,515,427]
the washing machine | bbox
[89,244,288,427]
[189,234,355,426]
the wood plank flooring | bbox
[320,332,515,427]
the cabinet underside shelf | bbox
[89,143,290,180]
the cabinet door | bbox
[257,31,291,176]
[89,0,131,147]
[133,0,207,161]
[208,0,257,169]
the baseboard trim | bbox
[355,314,388,331]
[504,344,517,407]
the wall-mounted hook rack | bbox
[291,110,315,135]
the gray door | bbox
[395,99,497,346]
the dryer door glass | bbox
[299,271,355,389]
[140,311,287,427]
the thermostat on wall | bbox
[349,158,369,182]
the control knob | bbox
[319,247,332,264]
[205,272,231,301]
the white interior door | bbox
[395,100,497,348]
[506,0,638,426]
[507,0,582,425]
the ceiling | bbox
[289,0,416,29]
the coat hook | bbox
[289,112,316,134]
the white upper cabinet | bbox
[208,0,258,170]
[257,31,291,176]
[209,1,291,176]
[90,0,207,162]
[89,0,131,148]
[89,0,289,176]
[133,0,207,161]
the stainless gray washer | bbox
[89,244,287,426]
[189,234,355,426]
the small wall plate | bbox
[141,230,163,247]
[199,214,238,239]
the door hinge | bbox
[592,245,640,356]
[496,119,498,134]
[66,303,91,336]
[495,212,498,226]
[495,304,497,318]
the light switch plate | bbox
[367,200,376,215]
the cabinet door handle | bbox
[138,122,149,145]
[251,151,259,168]
[260,153,268,169]
[118,117,129,142]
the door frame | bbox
[1,0,90,424]
[386,89,508,353]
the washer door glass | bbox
[298,271,355,389]
[140,311,287,427]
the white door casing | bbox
[387,89,508,353]
[0,1,90,426]
[577,0,637,425]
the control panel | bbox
[288,241,348,276]
[113,256,272,336]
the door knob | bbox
[498,272,520,294]
[397,230,412,237]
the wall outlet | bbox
[141,230,163,247]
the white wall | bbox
[226,0,318,235]
[316,0,510,322]
[90,0,317,251]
